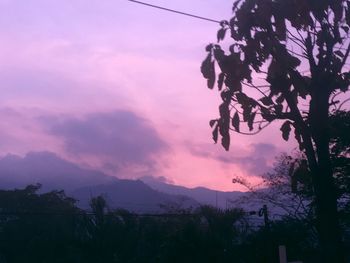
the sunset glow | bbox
[0,0,297,191]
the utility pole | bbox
[259,204,271,261]
[259,204,269,229]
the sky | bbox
[0,0,297,191]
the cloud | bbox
[215,143,276,175]
[187,142,277,176]
[250,143,277,156]
[0,107,62,156]
[139,175,174,184]
[44,110,169,175]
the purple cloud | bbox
[44,110,169,173]
[187,142,277,176]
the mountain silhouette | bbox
[0,152,198,212]
[140,175,244,208]
[0,152,114,191]
[72,180,198,212]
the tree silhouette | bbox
[0,185,86,262]
[329,110,350,197]
[0,184,332,262]
[201,0,350,261]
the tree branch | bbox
[305,32,317,75]
[337,98,350,110]
[242,82,270,99]
[340,42,350,71]
[229,122,272,135]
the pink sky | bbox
[0,0,297,191]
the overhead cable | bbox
[127,0,221,24]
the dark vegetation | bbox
[0,184,239,262]
[0,184,327,263]
[200,0,350,261]
[0,137,349,263]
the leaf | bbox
[201,53,216,89]
[218,73,225,91]
[207,75,216,90]
[276,94,284,104]
[217,28,227,42]
[341,26,349,33]
[205,44,213,52]
[213,46,225,61]
[249,97,259,108]
[330,1,343,23]
[220,90,233,102]
[242,105,252,121]
[288,54,301,69]
[218,102,231,150]
[201,54,212,78]
[289,70,309,99]
[232,0,241,12]
[261,107,275,122]
[236,92,249,105]
[219,102,230,122]
[274,104,283,115]
[221,133,230,151]
[260,96,274,106]
[212,124,219,143]
[335,50,344,58]
[218,104,231,153]
[223,74,242,92]
[220,20,229,27]
[280,121,291,141]
[209,119,217,128]
[294,127,304,151]
[275,16,286,41]
[247,112,256,131]
[232,112,240,132]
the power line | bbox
[0,211,196,217]
[127,0,221,24]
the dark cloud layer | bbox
[46,111,168,172]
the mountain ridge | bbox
[140,175,244,208]
[0,152,200,212]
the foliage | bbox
[329,110,350,197]
[0,184,87,263]
[244,218,320,263]
[202,0,350,149]
[231,108,350,258]
[201,1,350,261]
[232,153,315,221]
[0,185,342,262]
[0,187,250,263]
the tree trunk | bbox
[309,91,344,262]
[312,146,343,262]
